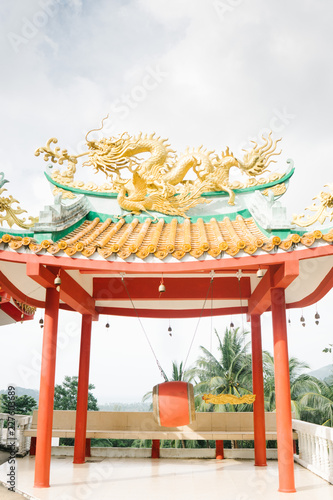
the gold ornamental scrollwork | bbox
[0,174,38,230]
[36,119,284,217]
[202,393,256,405]
[292,184,333,227]
[52,187,76,199]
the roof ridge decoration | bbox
[35,121,286,218]
[0,173,38,230]
[292,183,333,227]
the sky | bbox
[0,0,333,404]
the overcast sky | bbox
[0,0,333,403]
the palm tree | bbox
[189,327,253,412]
[170,361,187,382]
[263,353,322,419]
[299,379,333,426]
[142,360,192,406]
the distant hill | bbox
[98,402,151,412]
[308,364,333,381]
[0,387,39,402]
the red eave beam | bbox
[248,261,299,316]
[93,276,251,301]
[26,262,98,320]
[1,302,34,322]
[0,270,44,308]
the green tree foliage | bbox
[263,353,323,419]
[142,360,193,406]
[54,376,98,411]
[0,394,37,415]
[299,380,333,426]
[189,327,253,412]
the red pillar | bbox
[216,440,224,460]
[151,439,160,458]
[34,287,60,488]
[29,437,37,456]
[271,288,296,493]
[251,314,267,466]
[73,314,93,464]
[85,438,91,458]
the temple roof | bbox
[0,130,333,320]
[2,215,333,262]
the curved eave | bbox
[2,215,330,262]
[0,242,333,318]
[0,289,35,325]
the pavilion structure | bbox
[0,127,333,493]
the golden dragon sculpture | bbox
[36,120,282,217]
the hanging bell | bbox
[288,318,291,324]
[300,315,305,323]
[256,268,264,278]
[54,275,61,292]
[39,318,44,325]
[159,283,166,293]
[168,326,172,336]
[315,312,320,320]
[315,320,319,326]
[230,322,234,328]
[105,322,110,329]
[302,322,306,327]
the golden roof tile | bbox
[2,216,332,261]
[322,228,333,243]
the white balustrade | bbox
[293,419,333,484]
[0,413,32,456]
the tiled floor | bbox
[0,456,332,500]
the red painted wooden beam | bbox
[248,261,299,316]
[26,262,57,289]
[287,266,333,309]
[26,263,98,320]
[95,305,247,318]
[0,302,34,322]
[93,276,251,301]
[0,270,44,308]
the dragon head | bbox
[239,132,282,177]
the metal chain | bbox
[183,276,214,372]
[121,276,168,382]
[210,277,214,352]
[237,274,245,332]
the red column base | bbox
[73,458,86,464]
[30,437,37,456]
[278,488,297,493]
[34,482,50,488]
[151,439,160,458]
[216,440,224,460]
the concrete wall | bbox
[51,446,278,460]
